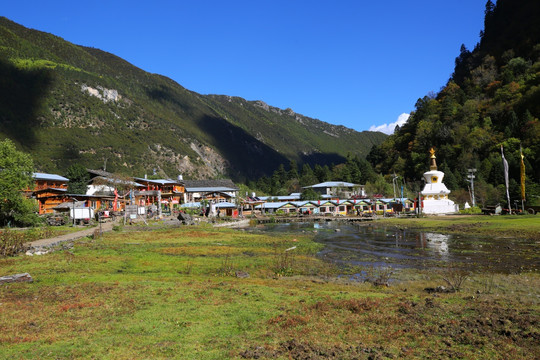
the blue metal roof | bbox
[33,172,69,182]
[216,201,237,208]
[290,201,314,207]
[180,201,237,208]
[255,201,295,209]
[180,202,201,208]
[258,194,301,201]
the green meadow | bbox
[377,214,540,240]
[0,220,538,359]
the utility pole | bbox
[466,169,477,208]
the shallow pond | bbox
[251,222,539,274]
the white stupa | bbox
[420,148,459,214]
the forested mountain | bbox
[0,17,386,182]
[368,0,540,206]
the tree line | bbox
[244,155,399,199]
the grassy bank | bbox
[0,224,538,359]
[377,214,540,240]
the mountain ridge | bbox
[0,16,386,181]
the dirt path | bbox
[27,216,251,250]
[28,222,117,249]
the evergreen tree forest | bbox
[366,0,540,208]
[248,155,394,199]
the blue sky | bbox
[3,1,487,133]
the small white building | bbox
[303,181,365,198]
[421,149,459,214]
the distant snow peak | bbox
[81,84,121,103]
[369,113,409,134]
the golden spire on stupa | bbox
[429,147,437,171]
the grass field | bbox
[378,214,540,240]
[0,221,538,359]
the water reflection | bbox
[423,233,449,256]
[250,222,538,273]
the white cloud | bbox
[369,113,410,135]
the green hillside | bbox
[0,17,386,181]
[368,0,540,206]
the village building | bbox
[316,200,336,215]
[180,201,238,217]
[134,177,185,210]
[303,181,365,199]
[334,200,354,215]
[27,171,125,215]
[85,169,142,211]
[30,173,69,214]
[183,179,238,203]
[353,199,371,214]
[293,201,319,215]
[214,201,238,217]
[67,194,118,213]
[378,198,417,214]
[255,201,298,214]
[258,194,301,202]
[23,168,419,220]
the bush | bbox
[0,231,27,257]
[272,246,295,277]
[460,206,482,214]
[440,265,470,292]
[13,198,43,227]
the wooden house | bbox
[31,173,70,214]
[134,177,184,209]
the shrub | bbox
[216,252,235,276]
[271,245,295,277]
[460,206,482,214]
[440,265,470,292]
[0,231,27,257]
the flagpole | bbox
[501,145,511,213]
[520,145,526,213]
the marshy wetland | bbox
[0,215,538,359]
[252,220,539,274]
